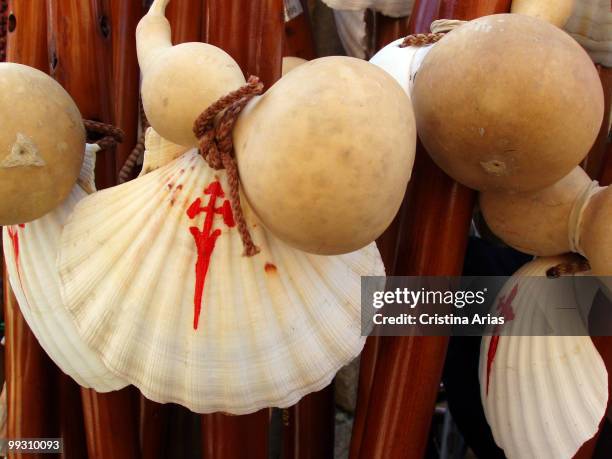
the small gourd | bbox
[412,14,604,192]
[0,63,85,225]
[137,0,246,147]
[137,1,417,255]
[480,166,611,276]
[511,0,576,27]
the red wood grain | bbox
[165,0,202,44]
[110,0,142,178]
[354,2,512,458]
[202,410,270,459]
[4,268,57,459]
[283,0,316,59]
[281,386,335,459]
[45,2,140,457]
[203,0,283,88]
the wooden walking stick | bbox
[353,2,512,458]
[283,0,316,60]
[349,3,438,457]
[3,4,70,457]
[45,1,140,457]
[278,3,338,458]
[200,1,283,457]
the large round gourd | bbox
[480,167,591,256]
[234,56,416,255]
[412,14,603,192]
[137,0,245,147]
[0,63,85,225]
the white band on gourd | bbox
[430,19,467,34]
[568,179,602,256]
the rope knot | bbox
[193,75,264,257]
[399,19,467,48]
[83,119,125,151]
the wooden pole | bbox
[4,4,80,458]
[110,0,143,178]
[354,2,512,458]
[283,0,316,59]
[45,1,140,457]
[203,0,283,88]
[281,387,335,459]
[200,1,283,457]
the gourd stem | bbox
[136,0,172,71]
[149,0,170,16]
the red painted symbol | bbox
[187,180,235,330]
[7,224,25,287]
[486,283,519,395]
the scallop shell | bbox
[479,255,608,459]
[322,0,414,18]
[2,145,128,392]
[333,9,368,59]
[565,0,612,67]
[369,38,433,96]
[57,135,385,414]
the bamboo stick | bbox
[45,2,140,457]
[354,2,512,458]
[200,1,283,457]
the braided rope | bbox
[118,100,149,184]
[193,76,264,257]
[83,119,125,150]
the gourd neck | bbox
[136,0,172,73]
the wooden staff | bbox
[283,0,316,60]
[46,1,140,457]
[349,3,436,456]
[4,268,57,459]
[4,4,69,457]
[110,0,142,178]
[354,2,512,458]
[165,0,202,43]
[203,0,283,88]
[281,387,335,459]
[200,1,283,457]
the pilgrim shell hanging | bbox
[3,145,128,392]
[479,256,608,459]
[0,63,85,225]
[57,133,385,414]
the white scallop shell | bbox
[322,0,414,18]
[2,144,128,392]
[369,38,433,96]
[57,137,385,414]
[565,0,612,67]
[479,256,608,459]
[333,9,368,59]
